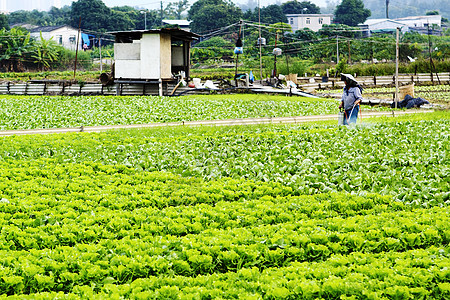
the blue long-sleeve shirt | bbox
[341,86,362,110]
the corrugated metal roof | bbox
[29,25,76,33]
[109,28,200,40]
[162,19,191,26]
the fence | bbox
[300,73,450,90]
[0,73,448,96]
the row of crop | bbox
[336,84,450,102]
[1,160,449,295]
[2,113,448,205]
[0,94,339,130]
[1,246,448,298]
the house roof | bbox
[362,19,409,27]
[285,14,333,17]
[29,25,77,33]
[396,15,441,21]
[109,28,200,41]
[162,19,191,26]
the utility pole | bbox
[235,21,243,86]
[273,32,278,78]
[394,27,399,108]
[141,10,147,30]
[258,0,262,82]
[160,1,163,26]
[336,35,339,64]
[348,40,351,64]
[386,0,389,18]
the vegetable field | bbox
[0,94,338,130]
[0,105,449,298]
[351,85,450,104]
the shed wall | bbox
[141,34,161,79]
[160,34,172,79]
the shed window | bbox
[319,18,323,24]
[290,18,294,25]
[306,18,311,24]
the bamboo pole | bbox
[74,17,81,79]
[394,27,399,108]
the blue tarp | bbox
[81,33,90,46]
[391,94,430,109]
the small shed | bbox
[110,28,199,92]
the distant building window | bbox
[306,18,311,25]
[290,18,294,25]
[69,35,76,44]
[57,35,62,44]
[319,18,323,24]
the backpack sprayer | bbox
[338,102,359,126]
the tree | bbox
[333,0,371,26]
[70,0,112,32]
[293,28,318,40]
[244,4,287,24]
[108,10,134,31]
[425,10,439,15]
[112,6,160,30]
[48,6,71,26]
[281,1,320,14]
[0,14,9,30]
[188,0,242,34]
[165,0,190,19]
[318,24,361,38]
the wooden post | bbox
[394,27,399,108]
[74,17,81,79]
[348,40,351,64]
[427,24,433,83]
[99,36,102,73]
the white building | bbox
[360,15,442,36]
[360,19,410,35]
[395,15,441,28]
[30,25,80,51]
[286,14,333,32]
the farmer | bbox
[339,73,363,125]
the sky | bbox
[57,0,327,11]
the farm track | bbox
[0,109,433,137]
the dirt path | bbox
[0,109,434,137]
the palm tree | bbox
[31,32,59,71]
[0,27,31,71]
